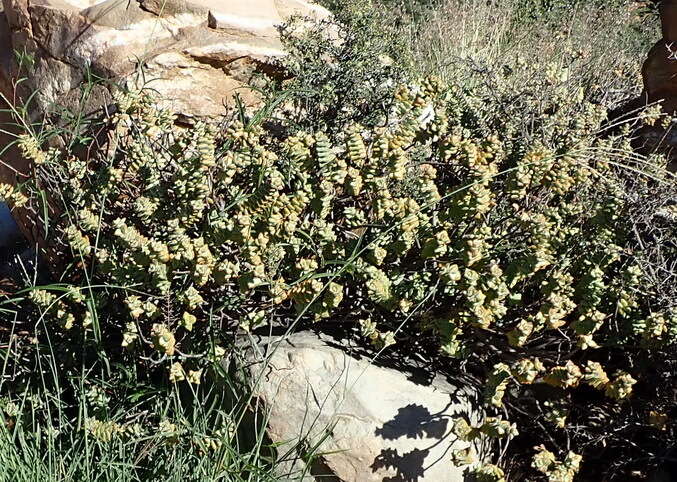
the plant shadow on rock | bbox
[375,403,451,441]
[371,401,463,482]
[371,447,429,482]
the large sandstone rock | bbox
[636,0,677,170]
[0,0,328,120]
[237,331,484,482]
[643,0,677,113]
[0,0,329,245]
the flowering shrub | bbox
[2,45,676,480]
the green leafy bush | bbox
[271,3,409,134]
[4,57,676,478]
[1,2,676,480]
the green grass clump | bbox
[375,0,656,110]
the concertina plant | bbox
[2,64,676,479]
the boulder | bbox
[236,331,484,481]
[642,0,677,114]
[635,0,677,170]
[0,0,329,121]
[0,0,329,245]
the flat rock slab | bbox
[238,331,483,481]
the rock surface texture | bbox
[239,332,482,482]
[0,0,327,119]
[635,0,677,171]
[0,0,329,243]
[643,0,677,113]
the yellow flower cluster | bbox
[0,183,28,208]
[532,445,582,482]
